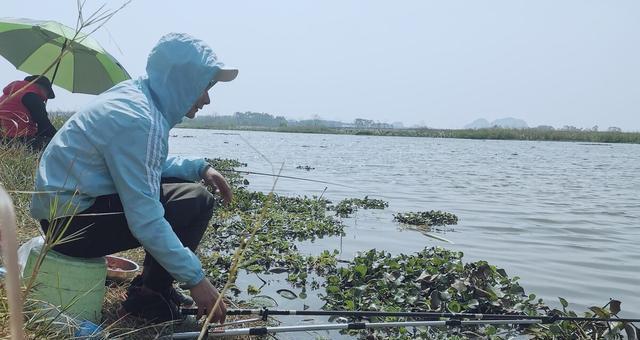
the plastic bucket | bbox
[22,247,107,323]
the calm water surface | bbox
[170,128,640,325]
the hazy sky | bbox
[2,1,639,130]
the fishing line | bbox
[222,169,359,190]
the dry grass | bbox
[0,140,42,244]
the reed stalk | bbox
[0,186,26,340]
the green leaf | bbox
[248,295,278,308]
[465,299,479,309]
[609,300,621,315]
[509,284,525,295]
[326,285,341,294]
[490,284,504,298]
[354,264,368,277]
[245,264,263,272]
[448,301,462,313]
[416,271,432,283]
[549,324,563,335]
[345,300,355,310]
[559,297,568,308]
[589,306,610,319]
[247,284,260,295]
[451,279,466,293]
[268,267,288,274]
[429,290,441,309]
[277,289,298,300]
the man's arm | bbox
[22,93,57,138]
[98,122,205,287]
[101,126,227,321]
[162,156,208,181]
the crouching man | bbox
[30,33,238,322]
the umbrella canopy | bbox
[0,17,130,95]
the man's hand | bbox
[189,278,227,323]
[202,167,232,206]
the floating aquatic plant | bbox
[329,196,389,217]
[195,159,635,339]
[319,247,634,339]
[394,210,458,226]
[205,158,249,188]
[199,161,343,290]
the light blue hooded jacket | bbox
[31,33,230,287]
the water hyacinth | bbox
[296,165,315,171]
[394,210,459,226]
[192,159,634,339]
[320,248,634,339]
[199,159,343,290]
[329,196,389,217]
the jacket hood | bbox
[3,80,24,95]
[3,80,48,100]
[2,80,20,96]
[144,33,226,127]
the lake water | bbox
[170,128,640,325]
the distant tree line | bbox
[55,109,629,140]
[175,112,639,144]
[45,110,637,144]
[177,111,288,128]
[177,112,400,130]
[421,127,638,143]
[539,124,622,133]
[179,111,360,129]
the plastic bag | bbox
[17,236,44,276]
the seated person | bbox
[0,75,57,149]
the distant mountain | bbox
[464,118,491,129]
[465,117,528,129]
[491,117,528,129]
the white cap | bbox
[214,68,238,82]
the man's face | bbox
[185,84,213,119]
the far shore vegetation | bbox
[176,111,640,144]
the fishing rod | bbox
[165,319,542,339]
[221,169,359,189]
[181,308,640,324]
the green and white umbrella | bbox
[0,17,130,95]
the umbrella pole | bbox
[50,39,68,84]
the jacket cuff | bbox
[184,269,206,289]
[199,162,212,179]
